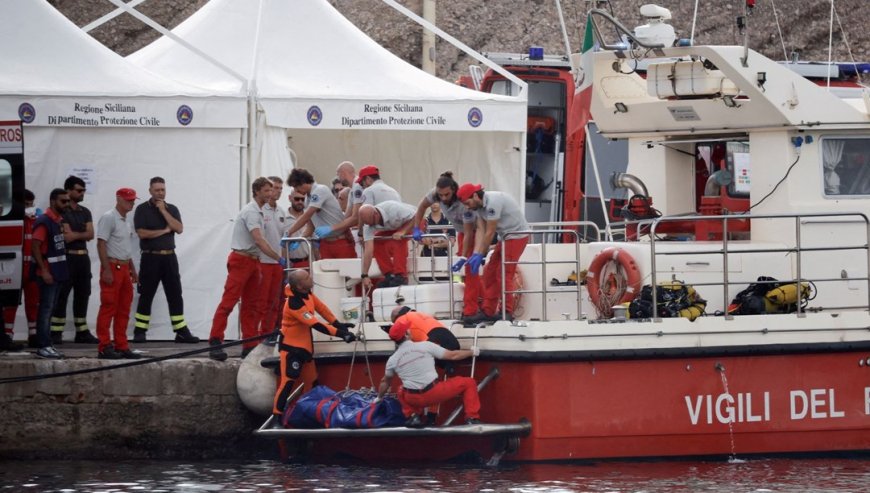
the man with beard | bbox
[31,188,71,359]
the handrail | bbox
[646,211,870,320]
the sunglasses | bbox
[292,197,305,202]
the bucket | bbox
[340,297,362,323]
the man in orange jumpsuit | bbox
[389,306,460,373]
[272,269,357,420]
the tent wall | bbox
[287,129,524,205]
[20,126,244,341]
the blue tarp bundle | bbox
[283,385,405,429]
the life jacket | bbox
[31,213,69,282]
[628,280,707,321]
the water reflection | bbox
[0,458,868,492]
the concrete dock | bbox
[0,341,270,460]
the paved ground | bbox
[1,339,247,360]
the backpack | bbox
[628,281,707,320]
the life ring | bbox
[587,247,642,317]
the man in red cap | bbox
[95,187,141,359]
[375,319,481,428]
[457,183,529,323]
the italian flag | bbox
[568,14,596,137]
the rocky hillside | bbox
[50,0,869,82]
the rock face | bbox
[50,0,869,82]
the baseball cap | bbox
[388,318,410,342]
[456,183,483,201]
[355,165,380,184]
[116,188,138,201]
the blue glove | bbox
[412,226,423,242]
[287,241,301,251]
[467,252,485,274]
[278,257,288,268]
[314,226,332,239]
[451,257,467,272]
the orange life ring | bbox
[587,247,642,312]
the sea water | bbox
[1,458,869,492]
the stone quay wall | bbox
[0,358,268,460]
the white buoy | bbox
[236,343,278,416]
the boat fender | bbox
[587,247,642,317]
[236,343,279,416]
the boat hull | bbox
[309,345,870,461]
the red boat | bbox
[248,4,870,463]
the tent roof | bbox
[0,0,225,97]
[129,0,526,130]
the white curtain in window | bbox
[823,139,845,194]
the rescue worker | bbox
[411,171,482,321]
[132,177,199,344]
[50,175,98,344]
[209,177,285,361]
[457,183,529,323]
[256,176,290,339]
[2,189,37,351]
[285,168,356,259]
[358,201,415,289]
[286,191,312,269]
[31,188,71,359]
[272,270,356,420]
[375,322,481,428]
[389,306,460,376]
[95,188,142,359]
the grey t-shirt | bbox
[306,182,345,230]
[231,201,263,255]
[260,203,287,264]
[96,208,134,260]
[346,182,365,215]
[384,340,446,389]
[362,179,401,205]
[362,200,416,241]
[476,191,528,235]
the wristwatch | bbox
[360,274,368,279]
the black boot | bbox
[74,330,99,344]
[0,333,23,352]
[133,328,147,343]
[174,327,200,343]
[209,338,228,362]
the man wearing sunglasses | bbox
[50,175,98,345]
[31,188,71,359]
[286,192,311,267]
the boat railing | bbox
[500,221,601,321]
[281,236,316,275]
[642,211,870,320]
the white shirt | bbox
[384,340,446,389]
[306,182,345,229]
[362,179,401,205]
[231,201,264,255]
[363,200,416,241]
[475,191,528,235]
[260,202,288,264]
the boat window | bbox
[822,137,870,196]
[695,141,749,200]
[489,79,520,96]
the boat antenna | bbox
[554,0,573,58]
[768,0,789,61]
[737,0,755,67]
[689,0,699,45]
[826,0,835,90]
[832,2,865,86]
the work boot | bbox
[174,327,200,344]
[404,414,425,428]
[50,331,63,345]
[388,275,408,287]
[0,333,23,351]
[133,328,147,343]
[462,311,488,325]
[98,346,122,360]
[209,338,228,362]
[425,412,439,426]
[485,312,513,323]
[376,274,395,289]
[465,418,482,425]
[119,349,143,360]
[74,330,99,344]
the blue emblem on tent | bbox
[177,105,193,126]
[307,106,323,126]
[18,103,35,124]
[467,107,483,127]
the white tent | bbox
[128,0,528,207]
[0,0,248,341]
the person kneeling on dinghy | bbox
[389,306,460,376]
[375,321,481,428]
[272,270,357,420]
